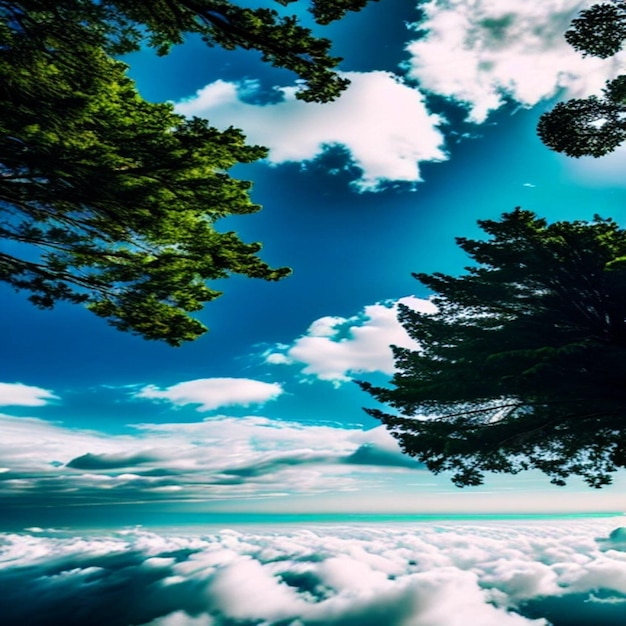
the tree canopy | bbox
[538,1,626,156]
[537,78,626,157]
[0,6,295,345]
[4,0,378,102]
[359,209,626,488]
[564,0,626,59]
[1,0,375,343]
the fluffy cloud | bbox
[2,519,626,625]
[0,382,58,407]
[135,378,284,411]
[406,0,626,122]
[264,296,436,383]
[0,413,418,509]
[172,4,626,190]
[175,71,447,191]
[0,414,126,476]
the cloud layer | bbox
[2,519,626,625]
[175,71,447,191]
[264,297,436,383]
[0,413,419,509]
[406,0,626,122]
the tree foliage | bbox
[0,10,290,345]
[538,1,626,156]
[5,0,378,103]
[537,79,626,157]
[359,209,626,488]
[565,1,626,59]
[1,0,377,343]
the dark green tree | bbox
[565,1,626,58]
[538,1,626,156]
[5,0,379,103]
[537,78,626,157]
[0,14,290,345]
[359,209,626,488]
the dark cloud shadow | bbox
[67,451,160,470]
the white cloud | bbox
[5,519,626,625]
[264,296,436,383]
[264,352,291,365]
[406,0,626,122]
[175,71,447,191]
[1,410,623,513]
[135,378,284,411]
[210,557,305,621]
[0,382,58,406]
[141,613,214,626]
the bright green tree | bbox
[538,1,626,156]
[359,210,626,488]
[1,0,378,343]
[6,0,378,103]
[0,14,290,345]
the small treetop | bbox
[539,1,626,156]
[565,1,626,58]
[537,89,626,157]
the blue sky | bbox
[2,0,626,526]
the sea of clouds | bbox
[2,518,626,625]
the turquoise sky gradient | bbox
[2,0,626,527]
